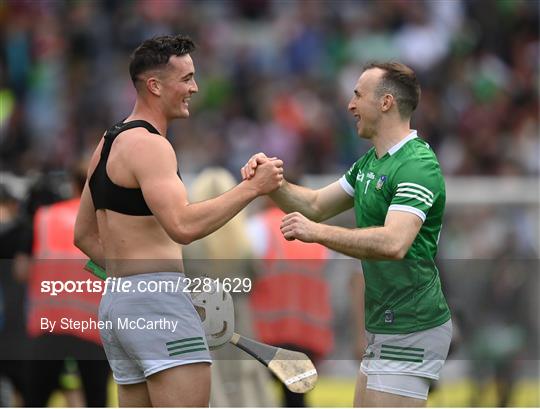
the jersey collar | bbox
[388,130,418,156]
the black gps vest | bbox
[89,120,163,216]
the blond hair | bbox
[189,167,252,259]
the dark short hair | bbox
[129,35,196,85]
[363,62,421,118]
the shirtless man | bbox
[74,35,283,407]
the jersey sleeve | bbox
[388,159,444,222]
[339,161,360,197]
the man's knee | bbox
[147,362,211,407]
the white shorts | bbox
[360,319,452,400]
[365,373,431,400]
[98,272,212,385]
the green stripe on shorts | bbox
[166,337,207,356]
[169,347,208,357]
[381,344,424,352]
[166,336,204,347]
[380,349,424,359]
[380,355,423,363]
[167,341,206,352]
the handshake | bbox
[240,152,319,243]
[240,152,284,195]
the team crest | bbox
[376,175,387,190]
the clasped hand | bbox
[241,153,320,243]
[240,152,284,195]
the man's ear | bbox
[381,94,394,112]
[146,77,161,97]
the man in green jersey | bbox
[241,62,452,407]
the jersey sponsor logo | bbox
[395,182,434,207]
[376,175,387,190]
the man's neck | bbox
[127,99,168,136]
[372,121,411,158]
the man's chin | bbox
[357,126,374,140]
[176,110,190,119]
[357,130,369,139]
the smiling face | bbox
[157,54,198,119]
[347,68,385,139]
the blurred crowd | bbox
[0,0,538,177]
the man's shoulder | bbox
[110,127,178,179]
[116,126,169,146]
[115,128,175,162]
[389,140,444,189]
[394,139,442,172]
[400,137,439,161]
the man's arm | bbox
[241,153,352,222]
[74,181,105,264]
[280,210,422,260]
[269,180,353,222]
[133,136,283,244]
[74,138,105,263]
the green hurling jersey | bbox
[340,131,451,334]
